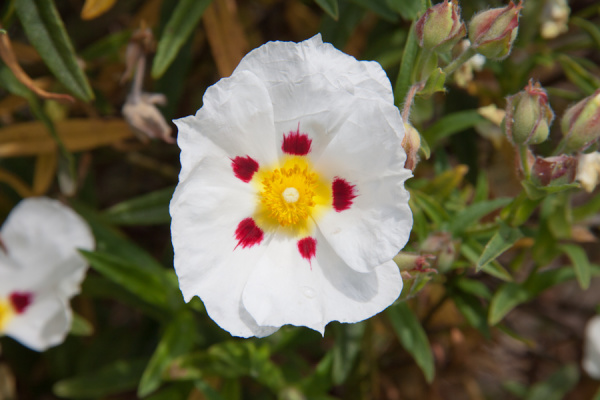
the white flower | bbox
[577,152,600,193]
[170,35,413,337]
[0,198,94,351]
[583,315,600,379]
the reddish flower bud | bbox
[561,90,600,153]
[468,1,522,60]
[504,80,554,145]
[415,0,466,53]
[531,155,577,186]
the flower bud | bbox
[576,152,600,192]
[468,1,522,60]
[415,0,466,54]
[504,80,554,145]
[561,90,600,153]
[531,155,577,186]
[402,123,421,171]
[421,232,456,271]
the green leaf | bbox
[557,54,600,96]
[331,322,365,385]
[70,312,94,336]
[80,250,172,309]
[410,190,449,225]
[151,0,212,79]
[487,282,529,325]
[0,65,76,187]
[103,186,174,225]
[419,67,446,96]
[348,0,397,22]
[387,302,434,383]
[419,133,431,160]
[461,240,513,282]
[560,244,591,290]
[502,192,543,227]
[571,17,600,49]
[525,364,579,400]
[14,0,94,101]
[448,197,512,235]
[314,0,339,20]
[451,292,491,339]
[573,189,600,222]
[488,265,600,325]
[454,278,492,300]
[138,311,197,397]
[476,224,523,271]
[521,179,580,200]
[386,0,423,20]
[394,20,419,107]
[53,359,147,398]
[422,110,486,147]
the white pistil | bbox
[282,187,300,203]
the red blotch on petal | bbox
[9,292,33,314]
[235,218,264,249]
[332,177,357,212]
[231,156,259,183]
[297,237,317,264]
[282,128,312,155]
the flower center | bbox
[260,160,318,227]
[282,187,300,203]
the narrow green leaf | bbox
[386,0,423,20]
[473,172,490,204]
[454,278,492,300]
[53,359,147,399]
[194,380,225,400]
[451,292,491,339]
[315,0,339,20]
[410,190,449,225]
[0,65,76,187]
[14,0,94,101]
[488,282,529,325]
[488,265,600,325]
[138,311,197,397]
[448,197,512,235]
[521,179,580,200]
[461,241,513,282]
[348,0,397,22]
[331,322,365,385]
[422,110,486,147]
[80,250,171,309]
[525,364,579,400]
[476,224,523,271]
[560,244,591,290]
[151,0,212,78]
[557,54,600,96]
[572,17,600,49]
[418,133,431,160]
[394,20,419,107]
[573,189,600,222]
[387,302,434,383]
[103,186,174,226]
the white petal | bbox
[3,294,71,351]
[242,230,402,334]
[236,34,394,109]
[584,315,600,379]
[170,156,277,337]
[174,70,278,182]
[0,197,94,295]
[314,99,412,272]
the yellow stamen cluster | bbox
[0,299,14,332]
[260,162,318,226]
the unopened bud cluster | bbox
[504,80,554,145]
[416,1,522,61]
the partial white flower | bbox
[540,0,569,39]
[583,315,600,379]
[577,152,600,193]
[170,35,413,337]
[0,197,94,351]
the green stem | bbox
[442,47,476,76]
[518,145,531,178]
